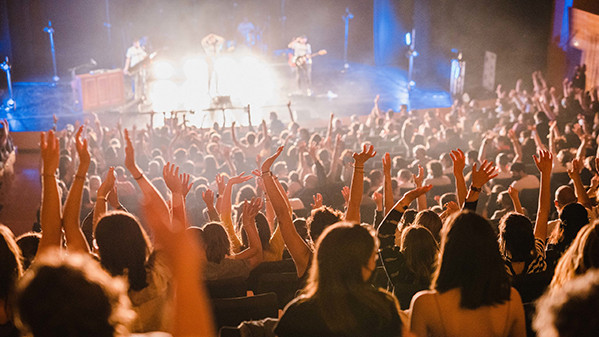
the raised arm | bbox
[232,197,264,268]
[221,172,252,253]
[507,186,524,214]
[463,160,497,211]
[260,147,312,277]
[533,150,552,241]
[124,128,170,219]
[62,126,91,253]
[567,158,592,208]
[413,165,427,211]
[231,122,245,150]
[382,152,394,215]
[93,168,116,233]
[508,129,523,163]
[201,189,220,222]
[345,144,376,223]
[163,162,192,227]
[141,188,215,337]
[450,148,467,207]
[38,131,63,256]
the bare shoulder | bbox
[411,290,437,309]
[510,287,523,304]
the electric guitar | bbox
[288,49,327,68]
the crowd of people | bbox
[0,68,597,337]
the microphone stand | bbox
[43,21,60,82]
[342,8,354,70]
[0,57,15,111]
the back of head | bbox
[433,211,510,309]
[427,160,443,178]
[0,225,22,303]
[555,186,576,209]
[534,269,599,337]
[557,203,589,252]
[16,232,41,270]
[414,210,442,242]
[499,212,535,262]
[304,223,400,334]
[95,212,150,291]
[551,222,599,290]
[401,226,438,285]
[16,253,134,337]
[307,206,344,243]
[202,222,231,263]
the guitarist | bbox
[288,35,312,95]
[124,37,148,101]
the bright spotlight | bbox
[183,57,208,81]
[405,32,412,46]
[152,61,175,80]
[149,80,179,111]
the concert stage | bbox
[1,58,451,132]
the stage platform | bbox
[0,59,452,132]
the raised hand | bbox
[382,152,391,174]
[163,162,183,194]
[261,146,284,172]
[124,129,140,177]
[533,150,553,175]
[449,148,466,174]
[97,167,116,199]
[107,186,120,209]
[567,158,583,178]
[40,130,60,176]
[471,160,498,188]
[74,126,90,168]
[373,191,383,210]
[413,165,425,187]
[228,172,252,185]
[508,186,519,200]
[202,189,215,206]
[396,185,433,210]
[311,193,323,209]
[341,186,350,207]
[444,201,460,215]
[242,197,263,225]
[215,174,226,195]
[352,144,376,166]
[180,173,192,198]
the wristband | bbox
[97,196,107,201]
[262,171,272,176]
[134,173,144,180]
[470,185,481,192]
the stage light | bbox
[149,80,179,112]
[183,57,208,81]
[405,32,411,46]
[152,61,175,80]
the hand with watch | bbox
[393,185,433,213]
[466,160,497,201]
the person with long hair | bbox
[409,160,526,337]
[275,223,403,337]
[378,190,439,309]
[0,225,22,337]
[549,222,599,291]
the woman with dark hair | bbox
[378,218,438,310]
[0,225,22,337]
[409,160,526,337]
[549,222,599,291]
[546,202,589,269]
[275,223,403,337]
[413,210,443,243]
[199,197,264,281]
[499,150,552,277]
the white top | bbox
[126,45,147,69]
[510,174,540,191]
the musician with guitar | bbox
[124,37,148,102]
[288,35,315,95]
